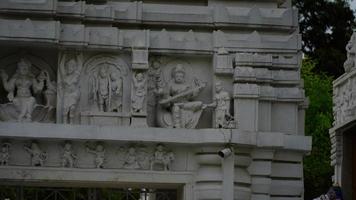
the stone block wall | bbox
[0,0,311,200]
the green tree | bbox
[302,58,334,199]
[294,0,355,77]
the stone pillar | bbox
[248,150,275,200]
[234,148,252,200]
[195,146,224,200]
[233,84,259,132]
[222,147,234,200]
[131,30,149,127]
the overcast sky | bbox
[351,1,356,10]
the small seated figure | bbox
[86,143,105,168]
[123,147,141,170]
[24,142,47,167]
[61,142,77,168]
[132,72,146,113]
[150,144,175,171]
[0,142,11,166]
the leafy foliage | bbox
[302,58,334,199]
[294,0,355,77]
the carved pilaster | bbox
[131,30,149,127]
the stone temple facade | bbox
[330,30,356,200]
[0,0,311,200]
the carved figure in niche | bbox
[0,58,48,122]
[150,144,175,171]
[123,146,141,169]
[132,72,146,113]
[86,143,105,168]
[157,64,207,128]
[24,142,47,167]
[41,72,57,109]
[61,142,77,168]
[210,82,234,129]
[0,142,11,166]
[60,53,82,124]
[110,72,123,112]
[137,146,150,169]
[344,31,356,72]
[147,59,164,126]
[92,64,112,112]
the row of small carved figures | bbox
[0,141,175,171]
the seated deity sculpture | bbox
[156,64,207,128]
[150,144,175,171]
[123,147,141,169]
[0,58,55,122]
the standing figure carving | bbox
[24,142,47,167]
[86,143,105,168]
[92,64,112,112]
[132,72,146,113]
[0,58,47,122]
[147,59,164,126]
[211,82,234,128]
[42,73,57,109]
[60,53,82,124]
[344,31,356,73]
[61,142,77,168]
[110,72,123,112]
[0,142,11,166]
[157,64,206,128]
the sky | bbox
[351,1,356,10]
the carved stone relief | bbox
[333,77,356,125]
[0,142,11,166]
[210,81,235,129]
[58,52,83,124]
[80,54,130,126]
[147,58,164,127]
[122,146,141,170]
[344,31,356,73]
[150,144,175,171]
[132,72,147,114]
[0,55,56,123]
[24,141,47,167]
[151,60,208,129]
[61,141,77,168]
[86,142,105,169]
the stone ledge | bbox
[0,165,193,185]
[0,122,312,152]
